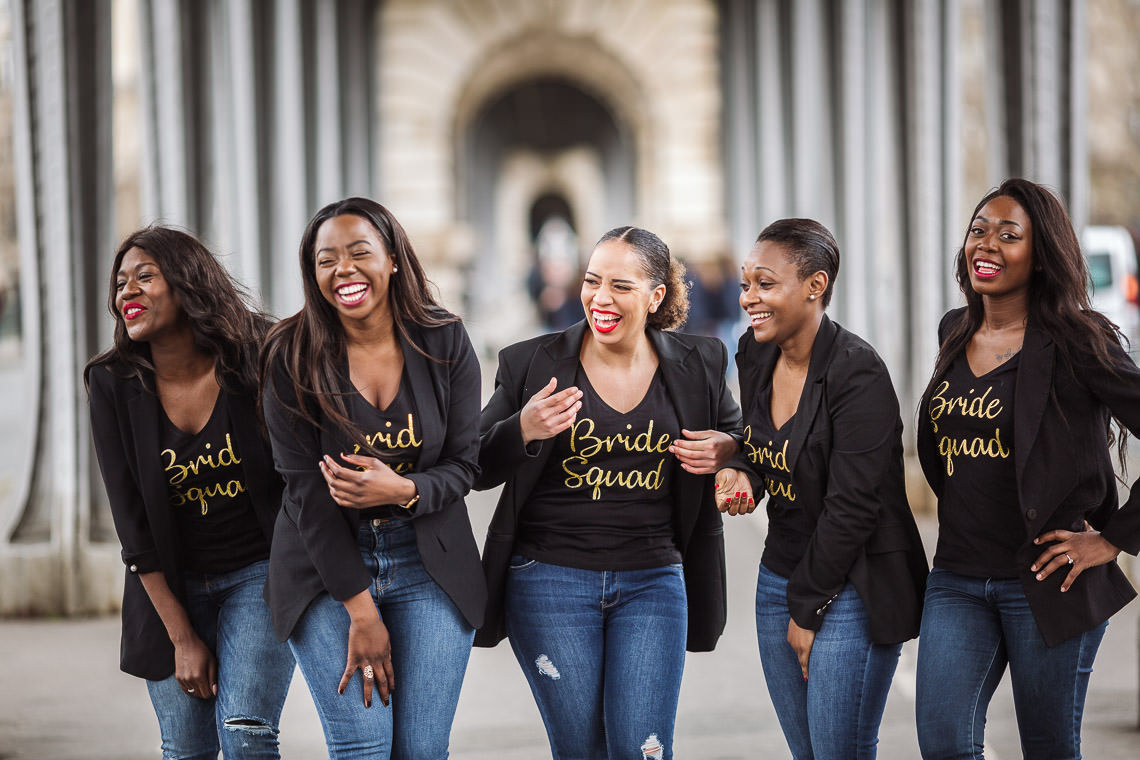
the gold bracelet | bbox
[401,492,420,510]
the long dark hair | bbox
[595,226,689,330]
[83,225,270,394]
[924,178,1128,464]
[260,197,457,442]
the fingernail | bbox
[749,498,754,504]
[714,483,720,489]
[1030,564,1037,571]
[803,675,808,682]
[1036,573,1044,581]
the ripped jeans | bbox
[504,556,687,760]
[146,559,295,759]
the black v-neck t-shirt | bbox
[517,365,682,570]
[927,351,1022,578]
[742,379,814,579]
[161,393,268,574]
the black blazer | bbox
[734,315,928,645]
[88,364,283,680]
[261,319,486,641]
[475,322,744,652]
[918,307,1140,646]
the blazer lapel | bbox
[651,330,705,432]
[507,322,588,511]
[1014,321,1054,493]
[785,316,837,476]
[400,324,443,467]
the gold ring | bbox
[362,665,374,680]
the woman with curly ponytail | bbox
[475,225,743,758]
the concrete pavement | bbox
[2,490,1138,759]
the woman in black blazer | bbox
[476,226,742,759]
[915,178,1140,759]
[716,218,927,759]
[259,197,485,759]
[85,226,293,758]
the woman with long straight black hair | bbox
[915,178,1140,758]
[260,197,485,759]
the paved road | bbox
[2,489,1138,758]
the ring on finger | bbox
[362,665,374,680]
[186,687,195,694]
[1066,552,1074,565]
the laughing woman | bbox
[915,178,1140,759]
[259,197,485,759]
[715,218,928,760]
[476,226,743,760]
[86,226,294,759]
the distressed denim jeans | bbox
[755,563,902,760]
[504,556,687,760]
[146,559,295,760]
[288,519,474,760]
[915,568,1107,760]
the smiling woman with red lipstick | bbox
[258,197,485,759]
[85,226,294,759]
[714,218,927,759]
[476,226,743,759]
[914,178,1140,759]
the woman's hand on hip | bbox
[787,618,816,681]
[173,634,217,700]
[1031,521,1122,592]
[520,377,582,445]
[671,429,740,474]
[714,468,755,515]
[320,453,411,509]
[340,591,395,707]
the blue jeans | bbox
[504,556,687,760]
[755,563,902,760]
[146,559,294,760]
[288,519,475,760]
[915,568,1107,760]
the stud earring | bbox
[808,295,816,301]
[392,265,398,273]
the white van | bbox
[1082,225,1139,351]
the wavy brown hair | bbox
[84,226,270,393]
[259,197,457,443]
[924,177,1128,466]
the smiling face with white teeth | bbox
[314,213,397,327]
[739,240,824,348]
[580,239,666,348]
[114,247,187,344]
[964,195,1034,301]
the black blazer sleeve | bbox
[262,360,371,603]
[89,367,161,575]
[402,322,482,517]
[475,342,543,491]
[788,345,907,631]
[1075,340,1140,555]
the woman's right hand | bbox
[520,377,583,445]
[339,592,395,707]
[173,634,217,699]
[715,467,756,515]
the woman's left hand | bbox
[787,618,816,681]
[670,429,739,474]
[319,453,412,509]
[1031,522,1122,592]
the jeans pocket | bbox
[508,554,538,572]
